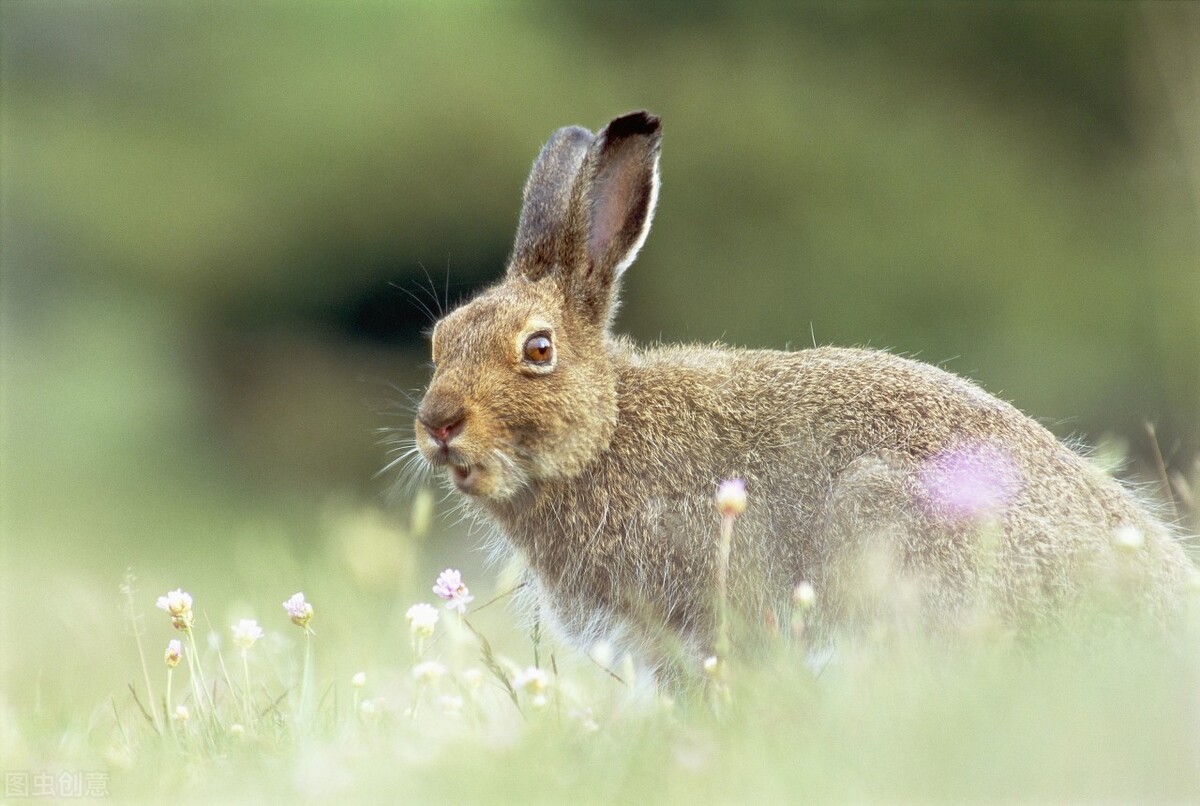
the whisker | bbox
[417,261,445,319]
[376,444,424,479]
[390,281,439,325]
[383,451,435,504]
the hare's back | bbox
[778,346,1057,457]
[624,343,1058,461]
[622,343,1163,536]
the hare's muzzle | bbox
[420,415,464,449]
[415,412,482,493]
[417,395,466,450]
[416,398,482,488]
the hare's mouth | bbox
[450,464,481,494]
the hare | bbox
[413,111,1194,673]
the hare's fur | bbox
[414,112,1194,672]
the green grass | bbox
[3,490,1198,804]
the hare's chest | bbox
[507,495,717,653]
[525,565,709,672]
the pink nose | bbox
[422,416,464,447]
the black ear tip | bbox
[603,110,662,140]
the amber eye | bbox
[523,333,554,365]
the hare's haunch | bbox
[414,111,1193,672]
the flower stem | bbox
[297,630,314,730]
[166,668,174,726]
[184,628,213,712]
[716,513,734,660]
[241,648,253,724]
[122,575,162,734]
[710,512,737,711]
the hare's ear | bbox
[508,125,595,281]
[569,111,662,325]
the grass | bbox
[3,481,1199,804]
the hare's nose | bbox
[419,409,465,447]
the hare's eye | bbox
[523,333,554,365]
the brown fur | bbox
[414,112,1195,675]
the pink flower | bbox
[919,442,1021,522]
[282,592,314,629]
[433,569,475,614]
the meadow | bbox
[5,468,1199,803]
[3,3,1199,802]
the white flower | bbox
[173,705,189,722]
[405,603,439,638]
[157,589,192,616]
[282,592,314,629]
[156,589,194,631]
[462,668,484,691]
[352,672,367,688]
[512,666,550,694]
[1114,524,1144,551]
[702,656,720,677]
[439,694,464,716]
[588,641,614,668]
[230,723,245,736]
[412,660,447,684]
[432,569,475,614]
[231,619,264,649]
[715,479,747,517]
[570,707,600,733]
[793,581,816,610]
[164,639,182,668]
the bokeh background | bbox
[2,2,1198,723]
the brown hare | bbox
[413,111,1194,675]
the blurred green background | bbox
[2,2,1198,720]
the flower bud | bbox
[164,639,182,668]
[715,479,747,518]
